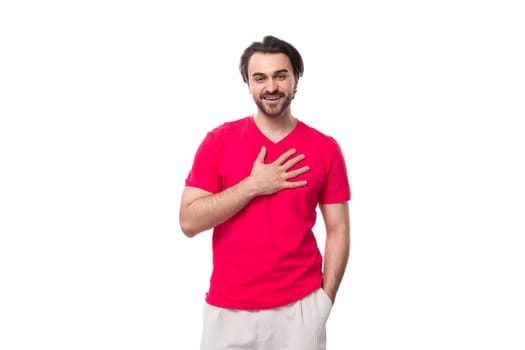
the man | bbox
[179,35,351,350]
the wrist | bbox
[323,287,336,304]
[322,280,337,303]
[239,176,261,199]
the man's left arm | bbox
[320,202,350,304]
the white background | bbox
[1,0,524,349]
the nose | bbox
[265,78,277,92]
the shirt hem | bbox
[205,285,321,311]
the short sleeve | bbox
[319,142,351,204]
[185,131,222,193]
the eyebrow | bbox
[252,69,290,77]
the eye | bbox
[254,76,266,83]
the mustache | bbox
[262,91,284,98]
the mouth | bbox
[262,93,283,101]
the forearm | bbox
[180,177,259,237]
[181,147,309,237]
[322,227,350,303]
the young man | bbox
[180,35,351,350]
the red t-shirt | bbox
[185,116,351,310]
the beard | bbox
[254,91,294,117]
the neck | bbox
[253,110,297,143]
[254,109,295,130]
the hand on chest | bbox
[219,142,326,198]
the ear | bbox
[294,76,300,93]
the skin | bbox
[179,52,350,304]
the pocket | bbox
[319,288,333,309]
[316,288,333,324]
[299,288,332,335]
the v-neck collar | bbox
[249,115,301,145]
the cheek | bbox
[249,86,262,97]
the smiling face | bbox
[247,52,299,118]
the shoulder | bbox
[298,120,341,150]
[198,116,253,153]
[207,116,251,140]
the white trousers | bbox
[200,288,333,350]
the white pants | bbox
[200,288,333,350]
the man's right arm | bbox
[179,179,257,237]
[179,146,309,237]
